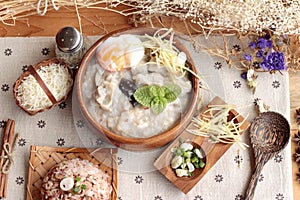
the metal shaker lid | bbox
[55,27,83,53]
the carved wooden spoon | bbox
[245,111,290,200]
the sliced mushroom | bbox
[180,142,193,151]
[175,169,188,177]
[194,148,204,159]
[95,73,118,111]
[187,162,195,173]
[171,156,183,169]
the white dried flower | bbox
[256,99,270,113]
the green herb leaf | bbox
[150,96,160,106]
[133,84,181,115]
[151,103,166,115]
[158,86,166,97]
[148,85,157,96]
[134,86,153,107]
[166,84,181,97]
[164,85,181,103]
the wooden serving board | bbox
[26,146,118,200]
[154,96,250,194]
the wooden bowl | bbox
[75,27,200,151]
[155,139,207,194]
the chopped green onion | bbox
[73,186,79,193]
[191,156,199,163]
[171,140,206,177]
[75,177,81,182]
[81,184,87,190]
[199,160,206,168]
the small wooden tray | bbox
[154,96,250,194]
[26,146,118,200]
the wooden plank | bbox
[154,96,250,194]
[0,6,200,37]
[289,71,300,200]
[0,6,299,199]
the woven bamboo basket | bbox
[13,58,74,115]
[26,146,118,200]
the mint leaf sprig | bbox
[133,84,181,114]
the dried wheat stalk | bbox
[1,0,300,70]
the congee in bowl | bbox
[75,27,200,151]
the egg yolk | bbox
[96,35,144,72]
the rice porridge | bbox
[82,33,194,138]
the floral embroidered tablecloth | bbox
[0,35,293,200]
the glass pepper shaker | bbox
[55,27,86,69]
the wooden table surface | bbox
[0,7,299,199]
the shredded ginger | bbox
[141,28,200,80]
[188,104,249,150]
[16,63,73,111]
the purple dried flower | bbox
[256,38,268,49]
[244,54,252,61]
[266,40,273,48]
[264,34,271,40]
[260,51,287,71]
[249,42,256,49]
[241,72,247,79]
[256,50,264,58]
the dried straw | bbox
[1,0,299,70]
[1,0,300,35]
[190,29,300,71]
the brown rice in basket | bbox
[41,158,112,200]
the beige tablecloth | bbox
[0,35,293,200]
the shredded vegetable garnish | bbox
[140,28,201,80]
[16,63,73,111]
[188,104,249,150]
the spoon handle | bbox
[244,157,267,200]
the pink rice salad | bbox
[41,158,112,200]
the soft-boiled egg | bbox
[96,34,145,71]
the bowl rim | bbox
[75,27,200,146]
